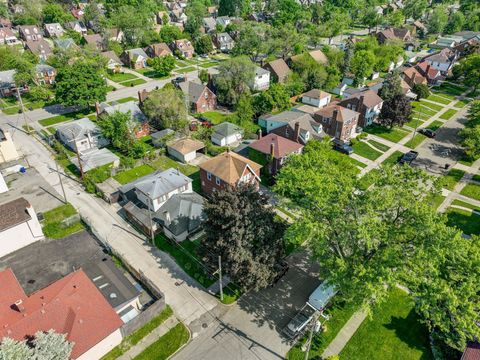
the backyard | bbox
[41,203,85,239]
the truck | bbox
[282,281,337,340]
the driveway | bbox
[413,112,467,174]
[174,251,321,360]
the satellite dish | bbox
[110,293,117,299]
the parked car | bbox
[399,151,418,165]
[333,142,353,155]
[419,128,436,138]
[171,76,185,86]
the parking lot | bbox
[413,112,467,174]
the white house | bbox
[423,48,458,74]
[251,66,270,91]
[211,122,242,146]
[167,138,205,163]
[0,127,19,164]
[56,118,109,152]
[301,89,331,108]
[0,198,44,258]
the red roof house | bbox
[0,268,123,359]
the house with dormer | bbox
[172,39,194,59]
[18,25,42,42]
[313,104,360,143]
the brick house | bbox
[339,90,383,128]
[401,67,427,88]
[248,133,303,176]
[178,81,216,113]
[263,111,324,145]
[172,39,194,59]
[376,27,412,44]
[199,151,262,195]
[35,64,56,85]
[313,104,360,143]
[145,43,172,58]
[97,101,149,139]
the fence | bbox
[120,297,166,337]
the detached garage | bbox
[167,138,205,163]
[211,122,243,147]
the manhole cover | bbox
[28,279,36,284]
[202,323,208,328]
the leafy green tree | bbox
[55,61,108,107]
[235,93,255,124]
[142,87,188,131]
[290,53,328,91]
[428,6,449,34]
[201,184,286,291]
[28,86,54,102]
[232,22,273,62]
[213,56,256,106]
[284,72,305,97]
[0,338,33,360]
[218,0,249,16]
[194,35,213,55]
[114,5,152,47]
[386,10,405,27]
[403,0,428,21]
[271,24,306,60]
[378,72,403,101]
[253,83,290,116]
[0,3,8,18]
[374,42,404,72]
[350,50,375,85]
[453,54,480,91]
[185,0,207,40]
[379,94,412,128]
[270,0,307,27]
[362,7,382,33]
[413,83,431,99]
[43,4,74,24]
[445,11,466,34]
[12,0,43,25]
[83,0,106,34]
[459,101,480,159]
[147,55,175,77]
[159,25,184,44]
[199,69,209,84]
[33,330,73,360]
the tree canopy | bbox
[142,86,188,131]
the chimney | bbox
[426,64,431,79]
[358,95,365,111]
[95,101,101,115]
[270,142,275,158]
[13,300,25,313]
[332,108,338,122]
[258,129,262,140]
[294,122,300,142]
[412,71,416,84]
[163,211,171,226]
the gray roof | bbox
[36,64,55,74]
[213,122,242,137]
[216,32,233,44]
[0,70,15,89]
[151,129,175,140]
[70,148,119,172]
[101,101,147,124]
[255,66,270,76]
[56,118,101,141]
[179,81,210,103]
[126,48,148,62]
[54,38,76,50]
[120,168,192,200]
[154,192,204,235]
[263,110,312,123]
[203,17,216,30]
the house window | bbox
[207,172,212,180]
[215,177,221,186]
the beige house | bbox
[0,128,19,163]
[167,138,205,163]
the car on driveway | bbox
[419,128,436,138]
[332,142,353,155]
[399,150,418,165]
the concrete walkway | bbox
[118,316,179,360]
[321,310,368,358]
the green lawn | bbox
[199,61,218,68]
[149,155,198,176]
[405,118,424,128]
[404,133,427,149]
[287,300,358,360]
[452,199,480,212]
[419,101,443,112]
[382,150,404,166]
[349,157,368,169]
[454,100,470,108]
[112,97,137,104]
[434,83,466,96]
[460,183,480,201]
[439,169,465,191]
[176,66,196,74]
[155,234,215,288]
[473,174,480,182]
[352,141,383,160]
[411,111,430,121]
[106,72,137,83]
[428,193,446,210]
[42,203,85,239]
[412,102,437,116]
[339,288,433,360]
[101,306,174,360]
[121,78,147,87]
[428,120,443,131]
[113,164,155,184]
[196,111,234,125]
[135,67,170,79]
[446,208,480,235]
[364,124,409,143]
[439,108,457,120]
[367,140,389,152]
[133,323,189,360]
[39,108,93,127]
[426,94,451,105]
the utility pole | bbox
[69,130,84,180]
[55,161,67,203]
[16,87,29,133]
[147,195,155,243]
[304,312,321,360]
[218,256,224,301]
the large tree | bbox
[274,140,480,351]
[459,101,480,159]
[378,72,403,101]
[379,94,412,128]
[113,5,152,47]
[428,6,449,34]
[213,56,255,106]
[54,61,108,107]
[201,184,286,290]
[350,50,375,85]
[402,0,428,21]
[33,330,73,360]
[142,86,188,131]
[147,55,176,77]
[453,54,480,92]
[290,53,328,91]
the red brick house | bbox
[178,81,216,113]
[145,43,172,58]
[401,67,427,88]
[172,39,194,59]
[199,151,262,195]
[415,61,442,85]
[248,133,303,175]
[313,104,360,143]
[339,90,383,128]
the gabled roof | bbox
[148,43,172,56]
[199,151,261,185]
[126,48,148,62]
[315,104,359,123]
[120,168,192,200]
[347,89,383,108]
[100,101,147,124]
[255,66,270,77]
[56,118,101,142]
[424,48,456,63]
[416,61,441,79]
[83,33,103,46]
[168,138,205,155]
[54,38,77,50]
[402,67,427,85]
[174,39,194,51]
[101,51,123,65]
[291,50,328,65]
[248,133,303,159]
[462,342,480,360]
[0,268,123,359]
[179,81,213,103]
[0,198,31,232]
[70,148,119,172]
[25,39,52,57]
[302,89,330,100]
[215,32,234,44]
[212,122,242,138]
[265,58,290,82]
